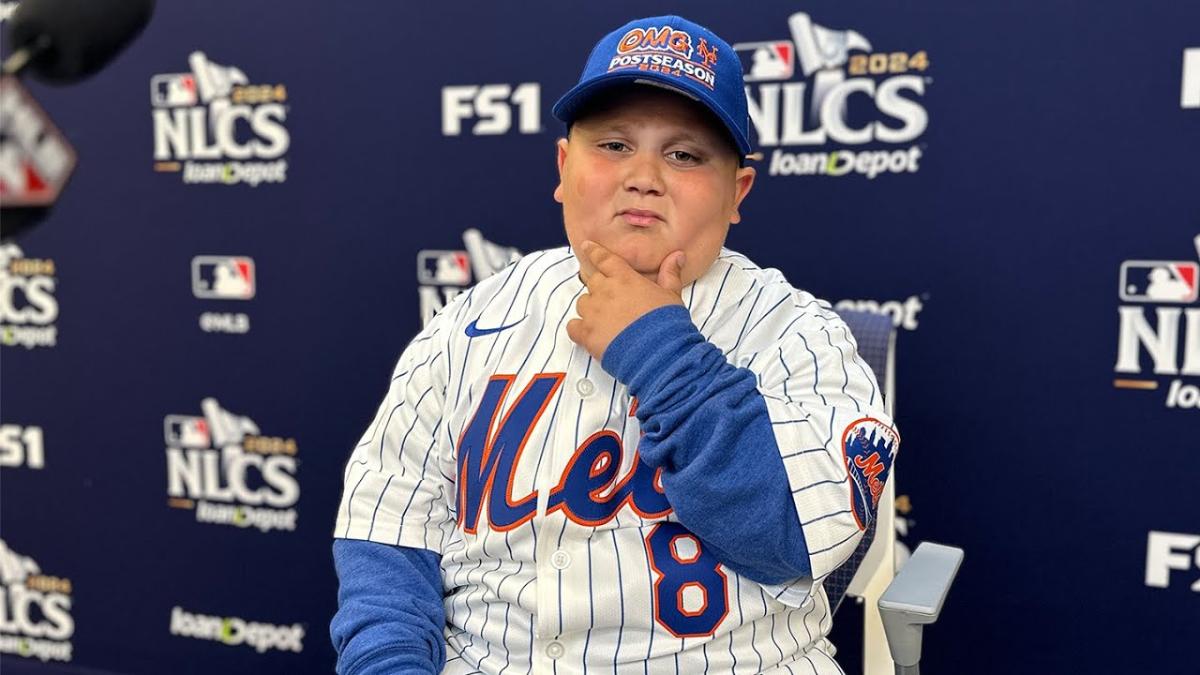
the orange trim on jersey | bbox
[625,451,672,519]
[456,375,515,530]
[669,533,702,564]
[547,444,673,527]
[589,452,612,478]
[488,373,565,533]
[546,429,626,527]
[456,373,565,534]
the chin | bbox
[613,242,663,274]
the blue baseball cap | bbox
[552,15,752,158]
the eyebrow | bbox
[583,122,717,147]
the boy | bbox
[332,15,897,675]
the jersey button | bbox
[551,550,571,570]
[575,378,595,398]
[546,641,565,659]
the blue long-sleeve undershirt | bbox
[331,539,444,674]
[331,304,810,673]
[601,304,811,584]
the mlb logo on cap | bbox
[1119,260,1199,303]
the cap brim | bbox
[552,70,752,156]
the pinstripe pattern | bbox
[335,247,887,674]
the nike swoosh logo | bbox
[465,317,526,338]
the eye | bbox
[667,150,702,165]
[599,141,630,152]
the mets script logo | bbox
[455,374,670,533]
[841,417,899,530]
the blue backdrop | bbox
[1,1,1197,673]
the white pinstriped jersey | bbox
[335,246,897,674]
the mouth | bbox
[618,208,664,228]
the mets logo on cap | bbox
[840,417,899,530]
[608,24,719,89]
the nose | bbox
[621,149,665,196]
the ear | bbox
[553,137,569,204]
[728,166,756,225]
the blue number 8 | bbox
[644,522,729,637]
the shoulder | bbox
[695,248,846,354]
[710,248,839,318]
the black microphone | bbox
[3,0,155,83]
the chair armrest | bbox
[878,542,964,668]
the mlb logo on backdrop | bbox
[417,250,471,286]
[191,256,255,300]
[163,415,210,448]
[733,41,794,82]
[149,73,197,107]
[1119,261,1199,303]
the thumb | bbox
[656,251,686,293]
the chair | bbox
[834,310,964,675]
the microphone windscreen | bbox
[7,0,154,83]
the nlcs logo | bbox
[1113,235,1200,409]
[0,243,58,349]
[165,398,300,532]
[0,540,74,663]
[732,12,930,178]
[151,52,290,186]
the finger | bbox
[576,241,605,288]
[655,251,686,294]
[583,240,633,278]
[566,318,584,345]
